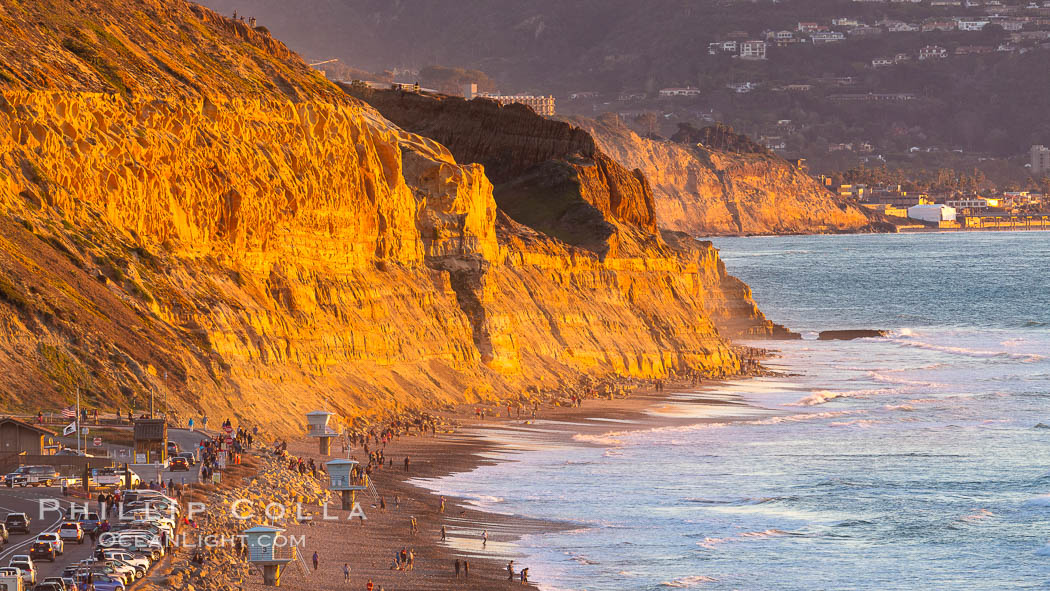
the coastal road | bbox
[0,429,206,580]
[0,485,96,581]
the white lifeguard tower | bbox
[326,458,368,510]
[306,410,337,456]
[244,524,296,586]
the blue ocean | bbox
[420,232,1050,590]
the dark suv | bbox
[4,512,30,534]
[31,541,56,561]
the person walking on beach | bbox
[439,496,445,513]
[521,567,529,585]
[312,551,319,571]
[482,530,488,548]
[410,516,418,536]
[454,559,461,578]
[441,525,447,541]
[507,561,515,580]
[464,560,470,578]
[404,456,410,472]
[407,549,414,571]
[343,563,350,582]
[366,579,374,591]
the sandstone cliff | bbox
[0,0,779,432]
[575,115,880,236]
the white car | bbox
[36,532,64,555]
[101,550,149,571]
[8,556,35,585]
[102,560,138,582]
[59,521,84,544]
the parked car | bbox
[35,532,63,555]
[3,466,58,487]
[101,550,150,571]
[33,583,62,591]
[3,513,30,535]
[89,575,125,591]
[58,521,83,544]
[39,576,69,591]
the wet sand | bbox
[247,379,771,591]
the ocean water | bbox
[420,232,1050,590]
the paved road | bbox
[0,429,207,582]
[0,485,95,582]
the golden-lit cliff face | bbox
[576,116,878,236]
[0,0,777,431]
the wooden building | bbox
[0,417,56,456]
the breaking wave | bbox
[891,338,1043,362]
[660,575,718,587]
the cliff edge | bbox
[576,115,882,236]
[0,0,781,432]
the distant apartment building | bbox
[726,82,757,93]
[797,22,828,32]
[832,17,861,26]
[922,20,958,31]
[810,31,847,44]
[827,92,917,102]
[956,19,991,30]
[955,45,995,55]
[1032,145,1050,175]
[464,84,556,116]
[659,87,702,97]
[739,40,768,59]
[919,45,949,60]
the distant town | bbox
[822,144,1050,229]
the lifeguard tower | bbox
[326,458,368,510]
[244,525,296,586]
[306,410,337,456]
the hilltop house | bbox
[739,40,768,59]
[919,45,949,60]
[659,87,702,97]
[956,18,991,30]
[811,31,847,44]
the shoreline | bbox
[253,374,781,591]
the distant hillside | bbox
[193,0,1050,167]
[574,116,882,235]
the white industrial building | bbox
[907,204,957,223]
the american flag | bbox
[61,406,76,418]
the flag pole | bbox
[76,387,81,454]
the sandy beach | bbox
[241,377,773,591]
